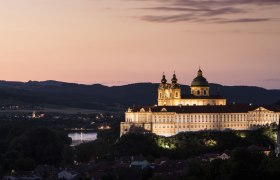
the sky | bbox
[0,0,279,89]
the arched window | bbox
[159,93,162,98]
[197,90,200,95]
[176,92,178,97]
[204,90,207,96]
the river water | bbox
[68,132,97,146]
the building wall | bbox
[191,87,210,96]
[120,108,280,136]
[158,98,226,106]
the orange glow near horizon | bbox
[0,0,279,89]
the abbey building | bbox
[120,69,280,137]
[158,69,226,106]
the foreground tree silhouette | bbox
[6,127,71,169]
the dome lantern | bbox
[191,68,209,87]
[197,68,202,76]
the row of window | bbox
[154,113,279,119]
[126,113,280,122]
[192,90,208,96]
[127,118,278,123]
[249,114,278,117]
[154,123,248,129]
[159,92,179,98]
[155,114,247,120]
[155,118,248,123]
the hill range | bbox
[0,80,279,112]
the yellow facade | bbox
[157,98,226,106]
[157,69,226,106]
[120,69,280,137]
[120,106,280,137]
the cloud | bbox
[142,14,271,23]
[133,0,280,23]
[140,7,246,16]
[214,18,271,23]
[142,14,194,22]
[173,0,280,7]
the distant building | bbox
[3,172,41,180]
[31,111,45,119]
[130,160,150,170]
[209,153,230,162]
[98,124,111,130]
[3,176,41,180]
[32,111,36,119]
[58,170,78,180]
[120,68,280,136]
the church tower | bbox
[158,72,181,106]
[158,73,169,105]
[170,72,181,99]
[190,68,210,97]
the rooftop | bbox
[128,105,280,114]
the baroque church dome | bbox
[191,68,209,87]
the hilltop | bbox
[0,80,279,111]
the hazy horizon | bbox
[1,78,279,90]
[1,0,279,89]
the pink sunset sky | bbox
[0,0,279,89]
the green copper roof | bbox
[191,69,209,87]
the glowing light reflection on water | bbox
[68,132,97,146]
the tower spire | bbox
[198,67,202,77]
[161,72,167,84]
[172,71,177,84]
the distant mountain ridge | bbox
[0,80,279,111]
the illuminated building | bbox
[32,111,36,119]
[158,69,226,106]
[120,69,280,136]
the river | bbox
[68,132,97,146]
